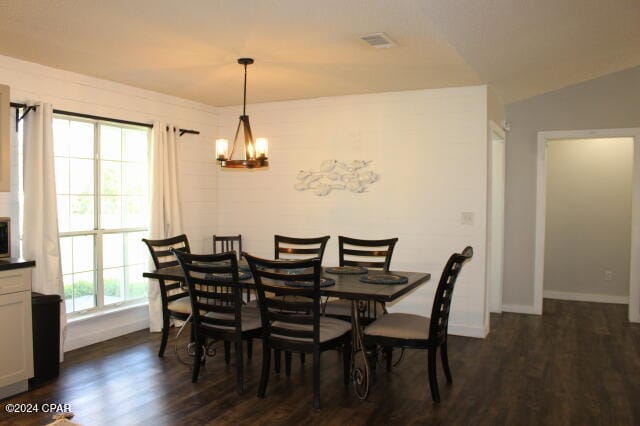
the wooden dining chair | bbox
[172,250,262,395]
[274,234,330,261]
[272,235,330,368]
[214,234,250,319]
[323,236,399,322]
[244,253,352,409]
[213,234,242,260]
[142,234,192,357]
[363,246,473,402]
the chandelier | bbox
[215,58,268,169]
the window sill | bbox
[67,301,148,324]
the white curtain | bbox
[22,103,67,360]
[148,123,183,331]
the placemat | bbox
[359,274,408,285]
[205,270,252,281]
[325,266,368,275]
[285,277,336,288]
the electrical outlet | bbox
[604,270,613,281]
[460,212,474,226]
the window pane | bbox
[57,195,70,233]
[103,267,124,306]
[69,159,94,195]
[63,274,73,313]
[53,119,70,157]
[100,125,122,161]
[103,233,124,269]
[100,161,122,195]
[55,158,70,195]
[52,117,150,315]
[69,195,95,231]
[123,162,147,195]
[72,235,94,273]
[73,271,96,311]
[60,237,73,275]
[126,231,147,265]
[101,196,122,229]
[123,196,147,228]
[126,264,147,300]
[123,129,148,162]
[69,121,94,159]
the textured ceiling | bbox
[0,0,638,106]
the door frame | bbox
[534,128,640,322]
[487,121,506,313]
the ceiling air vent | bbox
[360,32,397,49]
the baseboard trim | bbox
[448,323,487,338]
[543,291,628,305]
[502,304,539,315]
[65,318,149,352]
[64,305,150,352]
[0,380,28,400]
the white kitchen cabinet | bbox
[0,264,34,399]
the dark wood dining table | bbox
[143,265,431,399]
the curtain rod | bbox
[9,103,200,136]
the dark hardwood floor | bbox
[1,300,639,425]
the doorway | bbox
[534,129,640,322]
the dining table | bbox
[143,264,431,399]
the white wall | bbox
[488,132,505,313]
[0,52,496,346]
[218,86,491,337]
[544,137,633,302]
[0,54,218,350]
[504,66,640,313]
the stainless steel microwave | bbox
[0,218,10,258]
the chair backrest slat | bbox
[274,235,330,261]
[263,296,314,313]
[142,234,191,270]
[338,236,398,271]
[244,253,322,346]
[269,312,315,325]
[270,326,313,340]
[172,250,245,335]
[213,235,243,260]
[428,246,473,342]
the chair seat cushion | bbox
[167,296,191,314]
[272,317,350,343]
[323,298,385,317]
[365,313,430,340]
[204,307,262,331]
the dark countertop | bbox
[0,258,36,271]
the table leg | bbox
[174,314,217,365]
[351,299,370,400]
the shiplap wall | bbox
[217,86,490,337]
[0,54,218,350]
[0,52,492,343]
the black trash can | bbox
[29,292,61,388]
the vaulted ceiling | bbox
[0,0,638,106]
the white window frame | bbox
[54,114,150,316]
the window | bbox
[52,117,150,314]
